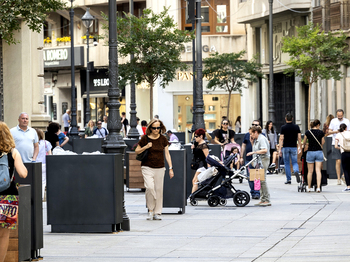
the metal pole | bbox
[85,27,91,124]
[103,0,129,231]
[194,0,205,130]
[191,18,196,133]
[128,0,139,138]
[69,0,79,138]
[268,0,275,123]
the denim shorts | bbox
[306,150,324,163]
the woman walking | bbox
[190,128,210,193]
[335,123,350,192]
[234,116,241,134]
[0,122,27,262]
[135,119,174,220]
[35,128,52,199]
[246,126,271,206]
[263,120,278,168]
[302,119,325,192]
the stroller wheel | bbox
[208,196,220,207]
[190,199,198,206]
[239,178,243,183]
[298,186,301,192]
[219,198,227,206]
[233,191,250,207]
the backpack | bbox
[0,153,11,192]
[340,133,350,152]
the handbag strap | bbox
[308,129,323,150]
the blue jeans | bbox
[245,160,260,198]
[282,147,299,182]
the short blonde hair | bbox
[0,122,15,153]
[145,119,166,136]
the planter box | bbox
[46,154,124,233]
[125,151,145,190]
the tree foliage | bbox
[202,51,263,119]
[0,0,66,44]
[281,23,350,125]
[103,7,194,119]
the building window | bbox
[181,0,230,35]
[61,17,70,37]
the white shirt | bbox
[329,117,350,145]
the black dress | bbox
[193,142,209,169]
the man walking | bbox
[328,109,350,185]
[62,109,71,133]
[240,120,262,199]
[93,121,109,138]
[11,112,39,162]
[278,113,302,184]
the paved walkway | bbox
[42,174,350,262]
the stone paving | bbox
[41,173,350,262]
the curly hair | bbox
[0,122,15,153]
[145,119,166,135]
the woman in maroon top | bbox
[135,119,174,220]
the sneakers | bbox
[254,202,263,206]
[341,175,346,185]
[307,187,311,192]
[153,214,162,220]
[294,172,301,183]
[285,181,291,184]
[337,179,342,185]
[342,188,350,192]
[255,201,271,206]
[147,211,154,220]
[252,195,260,200]
[316,188,321,193]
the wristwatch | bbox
[169,167,173,170]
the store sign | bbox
[81,69,110,95]
[43,47,84,68]
[182,44,217,53]
[176,71,209,81]
[93,78,109,87]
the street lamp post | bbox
[103,0,129,231]
[189,0,196,134]
[194,0,205,130]
[128,0,139,139]
[69,0,79,139]
[82,8,94,125]
[268,0,275,123]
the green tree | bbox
[281,23,350,126]
[0,0,66,44]
[103,7,194,119]
[202,51,263,120]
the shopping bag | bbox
[254,179,261,190]
[0,195,19,229]
[249,169,265,181]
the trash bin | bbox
[163,149,186,214]
[46,154,124,233]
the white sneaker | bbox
[153,214,162,220]
[316,188,321,193]
[307,187,311,192]
[147,211,154,220]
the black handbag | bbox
[190,161,199,170]
[136,136,149,162]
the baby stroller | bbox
[189,154,260,207]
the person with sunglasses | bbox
[240,120,263,199]
[93,121,109,138]
[190,128,210,193]
[135,119,174,221]
[213,119,236,147]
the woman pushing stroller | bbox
[191,128,210,193]
[246,126,271,206]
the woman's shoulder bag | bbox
[136,136,150,162]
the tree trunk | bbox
[149,81,153,121]
[227,91,231,120]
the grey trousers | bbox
[260,158,270,203]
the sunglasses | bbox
[151,127,161,130]
[252,124,259,126]
[222,123,229,125]
[97,123,102,125]
[194,135,199,138]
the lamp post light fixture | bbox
[82,8,94,124]
[69,0,79,139]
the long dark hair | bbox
[264,120,274,134]
[339,123,347,133]
[235,116,241,124]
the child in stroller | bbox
[189,154,261,207]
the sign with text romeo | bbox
[43,46,84,68]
